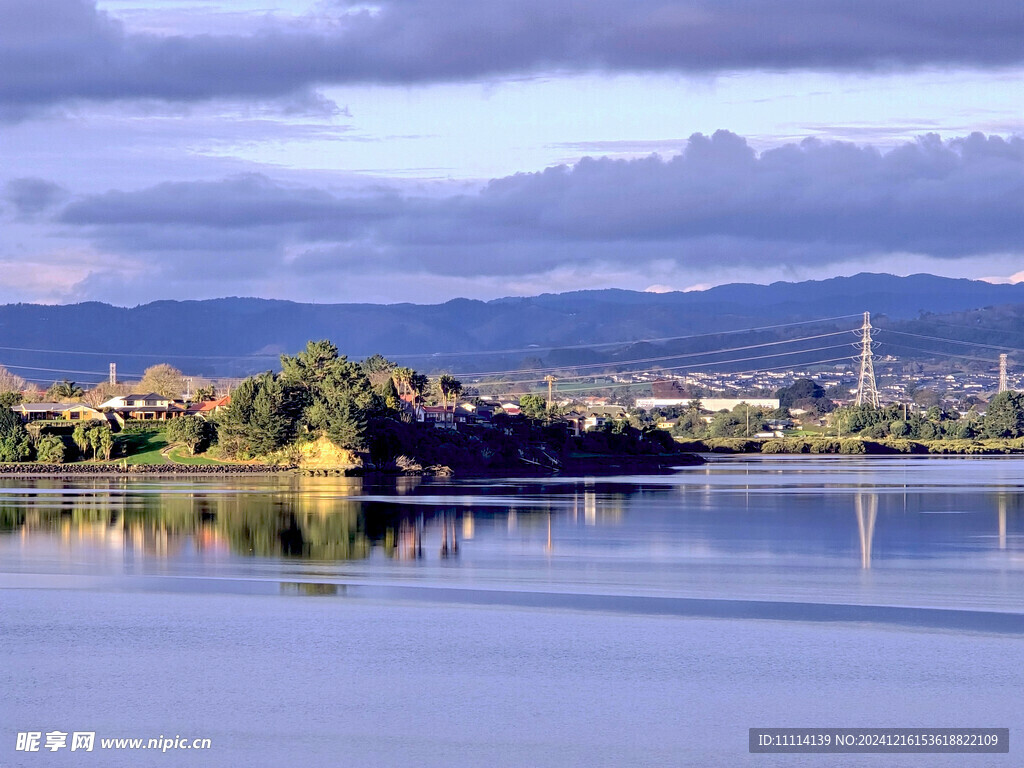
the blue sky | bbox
[2,0,1024,305]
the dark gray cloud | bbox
[4,177,68,215]
[56,131,1024,285]
[3,0,1024,109]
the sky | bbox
[2,0,1024,306]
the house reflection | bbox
[0,476,659,563]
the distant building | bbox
[651,379,688,398]
[12,403,104,422]
[98,392,184,421]
[635,397,780,411]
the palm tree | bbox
[46,379,84,401]
[434,375,463,423]
[392,367,414,400]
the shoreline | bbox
[0,463,290,477]
[0,452,705,478]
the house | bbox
[100,393,171,409]
[561,412,587,436]
[99,393,184,421]
[417,404,472,428]
[12,403,105,422]
[186,395,231,417]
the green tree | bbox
[434,374,463,409]
[377,377,401,411]
[217,372,294,458]
[889,419,910,438]
[86,425,113,460]
[984,391,1024,438]
[360,354,397,388]
[391,367,414,400]
[166,415,210,455]
[96,427,113,461]
[0,391,23,409]
[775,378,835,415]
[72,422,90,456]
[36,435,66,463]
[193,385,216,402]
[0,408,32,462]
[46,379,84,401]
[280,340,378,450]
[519,394,547,420]
[409,373,429,399]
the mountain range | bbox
[4,273,1024,383]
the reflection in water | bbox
[998,493,1007,550]
[280,581,343,596]
[0,466,1019,572]
[585,488,596,526]
[855,493,878,569]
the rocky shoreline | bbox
[0,451,704,478]
[0,462,290,476]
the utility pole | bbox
[855,312,880,408]
[108,363,117,386]
[544,375,557,413]
[999,353,1008,393]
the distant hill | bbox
[3,273,1024,383]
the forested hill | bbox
[4,273,1024,380]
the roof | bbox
[197,396,231,410]
[14,403,101,413]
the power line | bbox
[471,342,854,391]
[0,362,150,378]
[0,313,862,362]
[363,314,863,359]
[882,329,1022,352]
[880,341,1001,365]
[452,330,853,378]
[0,345,280,360]
[912,318,1024,338]
[482,355,856,398]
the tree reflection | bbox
[0,476,650,561]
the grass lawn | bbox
[114,431,170,464]
[166,446,232,466]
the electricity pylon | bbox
[855,312,880,408]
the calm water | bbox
[1,456,1022,767]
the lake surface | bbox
[2,456,1022,766]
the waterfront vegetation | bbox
[7,351,1024,470]
[0,340,684,473]
[647,379,1024,454]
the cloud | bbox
[53,131,1024,296]
[4,177,68,216]
[3,0,1024,110]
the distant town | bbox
[1,328,1023,471]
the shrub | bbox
[36,435,66,463]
